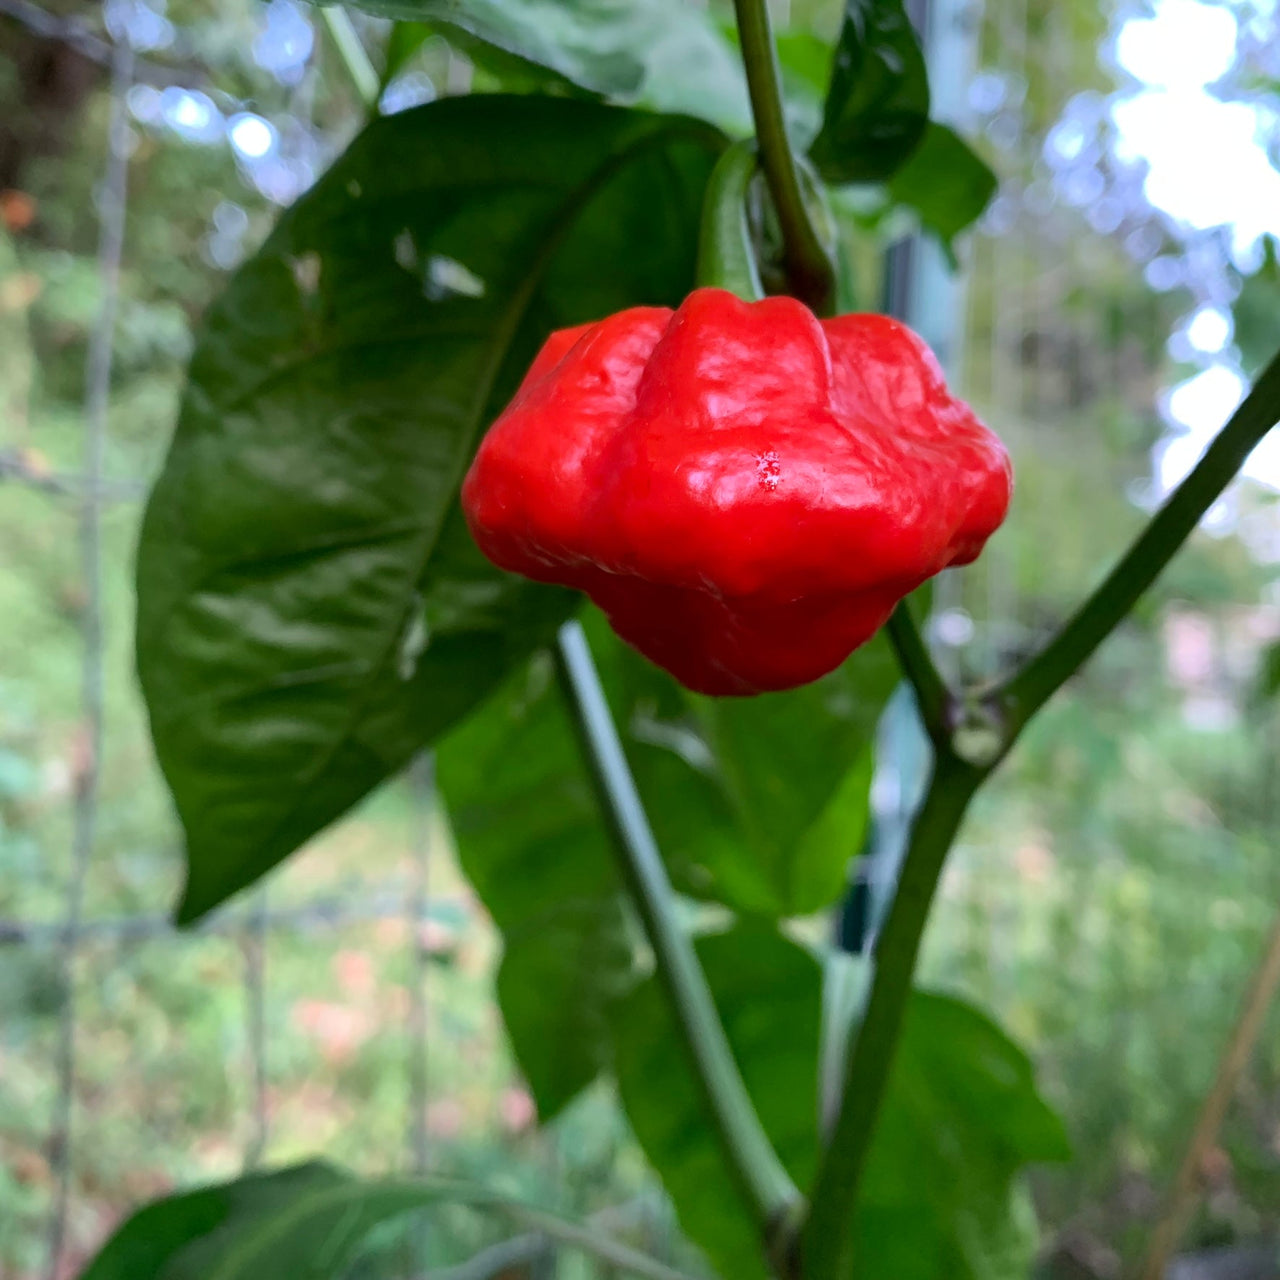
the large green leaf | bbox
[377,17,586,98]
[589,613,897,918]
[809,0,930,184]
[611,926,1069,1280]
[137,97,723,923]
[853,993,1072,1279]
[887,122,998,257]
[80,1161,693,1280]
[80,1163,352,1279]
[437,653,633,1121]
[334,0,752,131]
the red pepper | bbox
[463,287,1011,696]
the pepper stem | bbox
[732,0,836,315]
[885,600,953,746]
[553,621,802,1250]
[803,755,981,1279]
[320,6,380,112]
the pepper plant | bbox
[86,0,1280,1278]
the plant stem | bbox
[553,621,801,1246]
[803,347,1280,1277]
[1002,347,1280,728]
[732,0,835,314]
[1139,902,1280,1280]
[321,5,381,110]
[508,1200,704,1280]
[802,755,981,1280]
[885,600,952,746]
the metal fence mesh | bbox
[1,24,447,1276]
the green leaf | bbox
[379,20,424,92]
[437,653,633,1121]
[497,909,633,1116]
[382,18,589,97]
[80,1161,695,1280]
[887,122,997,257]
[590,614,897,918]
[809,0,930,184]
[80,1162,407,1280]
[376,21,442,96]
[1255,636,1280,706]
[334,0,752,131]
[611,926,1069,1280]
[137,96,723,923]
[1233,235,1280,380]
[854,993,1071,1278]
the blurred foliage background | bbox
[2,0,1280,1277]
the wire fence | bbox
[44,32,133,1271]
[0,17,449,1274]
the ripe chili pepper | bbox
[463,287,1011,696]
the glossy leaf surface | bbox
[80,1163,434,1280]
[612,926,1069,1280]
[137,97,721,922]
[590,614,897,918]
[437,653,632,1120]
[80,1161,689,1280]
[809,0,930,183]
[888,122,998,255]
[337,0,752,129]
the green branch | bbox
[321,5,380,112]
[732,0,835,314]
[553,622,802,1247]
[1002,347,1280,727]
[802,757,981,1279]
[805,348,1280,1276]
[885,600,952,745]
[506,1199,705,1280]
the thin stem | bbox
[553,621,801,1245]
[732,0,835,314]
[1002,347,1280,728]
[427,1234,549,1280]
[46,36,131,1280]
[507,1200,703,1280]
[802,757,981,1280]
[321,5,380,110]
[1139,902,1280,1280]
[885,600,952,745]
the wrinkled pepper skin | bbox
[462,287,1011,696]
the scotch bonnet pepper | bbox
[462,287,1011,696]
